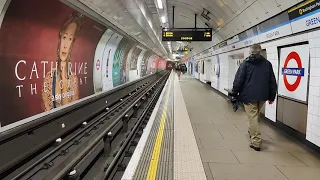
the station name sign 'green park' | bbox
[162,28,213,41]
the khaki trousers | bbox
[243,101,265,148]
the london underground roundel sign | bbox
[282,52,305,92]
[278,44,309,102]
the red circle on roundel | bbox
[283,51,302,92]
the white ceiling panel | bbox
[250,1,269,22]
[242,7,259,26]
[276,0,300,11]
[212,0,233,18]
[233,0,248,8]
[221,0,241,13]
[237,13,250,30]
[259,0,281,18]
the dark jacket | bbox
[176,64,186,72]
[232,54,277,103]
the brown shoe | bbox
[250,144,261,151]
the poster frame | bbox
[276,41,310,105]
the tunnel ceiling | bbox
[79,0,303,59]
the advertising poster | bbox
[129,46,143,70]
[0,0,106,126]
[141,51,153,76]
[125,46,133,82]
[127,46,142,81]
[152,57,160,73]
[120,40,134,85]
[135,48,147,80]
[278,44,310,102]
[93,29,114,93]
[157,60,167,70]
[101,33,123,91]
[112,38,133,87]
[146,55,155,74]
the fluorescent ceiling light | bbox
[161,16,166,23]
[157,0,163,9]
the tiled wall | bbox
[260,30,320,147]
[263,46,278,122]
[193,29,320,147]
[211,56,218,90]
[306,30,320,147]
[215,53,230,95]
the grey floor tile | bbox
[261,140,308,152]
[199,149,239,164]
[233,151,306,166]
[194,123,217,132]
[193,129,223,139]
[209,163,288,180]
[219,130,249,140]
[224,118,248,125]
[264,131,295,142]
[290,151,320,167]
[277,166,320,180]
[200,138,252,151]
[202,163,214,180]
[235,123,249,132]
[208,123,241,132]
[224,112,247,120]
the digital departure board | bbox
[162,28,212,41]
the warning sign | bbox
[278,44,310,102]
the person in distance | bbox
[232,44,277,151]
[175,63,182,81]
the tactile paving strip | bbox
[173,75,207,180]
[133,75,174,180]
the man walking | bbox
[232,44,277,151]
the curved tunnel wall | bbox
[0,0,165,128]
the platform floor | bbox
[133,71,174,180]
[179,74,320,180]
[122,72,206,180]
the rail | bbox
[0,71,169,180]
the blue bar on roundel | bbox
[281,68,305,76]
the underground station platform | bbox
[122,73,320,180]
[2,72,320,180]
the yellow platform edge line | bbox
[146,74,173,180]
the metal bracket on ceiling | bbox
[201,8,211,21]
[172,6,175,28]
[194,14,197,29]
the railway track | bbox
[0,71,170,180]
